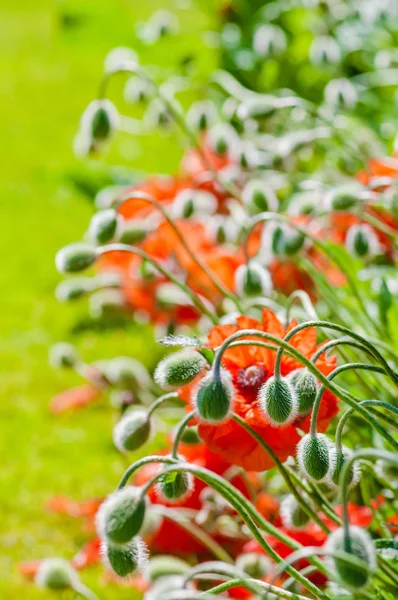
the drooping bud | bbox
[124,76,153,105]
[235,553,271,579]
[96,487,146,544]
[35,558,79,590]
[242,179,278,213]
[187,100,217,132]
[145,99,172,129]
[178,425,201,445]
[297,434,333,482]
[146,555,190,582]
[328,447,361,490]
[193,369,234,423]
[208,123,240,157]
[235,261,273,298]
[113,410,151,453]
[309,36,341,66]
[345,224,381,259]
[103,538,147,578]
[149,9,178,40]
[55,277,91,302]
[324,526,377,590]
[104,47,138,74]
[326,183,361,211]
[280,494,310,530]
[88,209,119,245]
[282,230,305,256]
[118,219,150,244]
[287,369,318,414]
[172,189,217,218]
[324,78,358,110]
[56,243,97,274]
[49,342,79,369]
[89,289,126,319]
[80,99,119,143]
[154,349,206,390]
[157,468,194,503]
[253,25,287,58]
[106,357,150,389]
[258,376,298,427]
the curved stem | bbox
[147,392,181,417]
[285,290,318,324]
[172,410,196,458]
[310,337,374,364]
[73,583,100,600]
[96,243,217,323]
[204,578,308,600]
[118,455,178,489]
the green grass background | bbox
[0,1,219,596]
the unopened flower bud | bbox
[49,342,79,369]
[96,487,146,544]
[345,224,380,259]
[107,357,150,389]
[235,262,273,297]
[145,99,172,128]
[329,447,361,489]
[56,243,97,274]
[287,369,318,414]
[253,25,287,57]
[157,468,194,503]
[150,9,178,39]
[89,289,126,319]
[55,277,91,302]
[236,553,271,578]
[146,555,190,582]
[187,100,217,132]
[324,526,377,590]
[154,349,206,390]
[89,209,119,245]
[80,99,119,142]
[297,434,333,482]
[172,189,217,218]
[324,78,358,110]
[259,376,298,427]
[178,425,201,445]
[326,184,361,211]
[104,47,138,74]
[280,494,310,530]
[119,220,150,244]
[309,36,341,66]
[208,123,240,157]
[124,76,153,104]
[113,410,151,453]
[242,179,278,213]
[282,231,305,256]
[193,369,234,423]
[35,558,79,590]
[103,538,147,578]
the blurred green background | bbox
[0,0,219,596]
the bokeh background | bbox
[0,1,220,596]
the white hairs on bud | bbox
[101,537,149,581]
[95,487,143,542]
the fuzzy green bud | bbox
[329,447,361,490]
[187,100,217,132]
[55,277,91,302]
[346,224,380,259]
[56,243,97,274]
[113,410,151,453]
[194,369,234,423]
[49,342,79,369]
[259,376,298,427]
[235,553,271,579]
[106,357,150,389]
[280,494,310,530]
[89,209,119,244]
[297,434,333,482]
[35,558,78,590]
[235,262,272,297]
[157,469,194,503]
[287,369,318,414]
[154,349,206,390]
[103,538,147,578]
[96,488,146,544]
[80,99,119,142]
[242,179,278,213]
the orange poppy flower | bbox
[179,310,338,472]
[49,384,102,414]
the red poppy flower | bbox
[179,310,338,472]
[49,384,102,414]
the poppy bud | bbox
[107,357,150,389]
[235,553,271,579]
[118,220,150,245]
[326,184,360,211]
[345,224,380,259]
[178,425,201,445]
[80,99,119,142]
[103,538,147,578]
[242,179,278,213]
[258,376,298,427]
[187,100,217,132]
[297,434,333,482]
[56,243,97,274]
[146,556,190,582]
[89,289,126,319]
[35,558,78,590]
[193,369,234,423]
[329,447,361,490]
[145,99,172,129]
[253,25,287,57]
[88,209,119,245]
[113,410,151,453]
[172,189,217,218]
[55,277,91,302]
[287,369,318,414]
[324,78,358,110]
[124,76,153,104]
[235,262,273,298]
[282,231,305,256]
[157,468,194,503]
[104,47,138,74]
[150,9,178,39]
[309,36,341,66]
[208,124,240,157]
[96,487,146,544]
[49,342,79,369]
[280,494,310,530]
[324,526,377,590]
[154,349,206,390]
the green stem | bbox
[171,410,196,458]
[118,455,178,489]
[147,392,181,417]
[204,578,308,600]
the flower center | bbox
[237,364,267,394]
